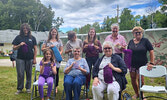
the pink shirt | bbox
[105,34,127,53]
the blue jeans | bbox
[64,75,86,100]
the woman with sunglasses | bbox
[105,23,127,58]
[128,26,154,99]
[64,47,89,100]
[92,41,127,100]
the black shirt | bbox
[128,38,153,69]
[12,35,37,60]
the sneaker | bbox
[26,89,31,93]
[15,90,22,95]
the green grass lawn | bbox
[0,67,166,100]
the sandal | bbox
[132,95,139,100]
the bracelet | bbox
[149,62,154,65]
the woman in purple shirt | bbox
[83,27,102,90]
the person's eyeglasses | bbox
[104,47,112,50]
[74,51,80,53]
[134,32,141,35]
[112,31,117,33]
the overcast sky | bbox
[40,0,161,32]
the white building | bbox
[0,29,66,55]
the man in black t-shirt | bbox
[12,23,37,94]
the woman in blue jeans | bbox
[64,47,90,100]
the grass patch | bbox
[0,67,166,100]
[0,56,10,59]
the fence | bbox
[60,28,167,67]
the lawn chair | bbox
[139,65,167,100]
[61,76,88,100]
[31,64,56,100]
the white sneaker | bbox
[15,90,22,95]
[26,89,31,93]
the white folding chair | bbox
[139,65,167,100]
[31,64,56,100]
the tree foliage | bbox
[119,8,134,30]
[159,0,167,13]
[0,0,63,31]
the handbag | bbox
[123,49,132,69]
[51,46,62,62]
[103,65,113,83]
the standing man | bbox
[12,23,37,94]
[105,23,127,58]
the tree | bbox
[101,16,112,32]
[92,22,101,33]
[134,15,141,26]
[159,0,167,13]
[141,15,149,29]
[52,17,64,30]
[154,11,167,27]
[119,8,134,30]
[0,0,63,31]
[146,0,159,28]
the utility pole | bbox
[117,5,119,23]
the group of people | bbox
[12,23,154,100]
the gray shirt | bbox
[65,39,83,59]
[43,39,63,68]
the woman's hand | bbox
[93,77,100,86]
[94,45,99,49]
[84,44,88,48]
[108,63,122,73]
[50,45,55,48]
[20,42,26,46]
[108,63,114,69]
[43,61,49,65]
[147,63,154,71]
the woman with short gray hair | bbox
[92,41,127,100]
[105,23,127,58]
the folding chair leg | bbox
[35,86,37,96]
[61,89,65,100]
[52,83,56,100]
[139,91,143,100]
[31,85,34,100]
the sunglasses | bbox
[74,51,80,53]
[104,47,112,50]
[134,32,141,35]
[112,31,117,33]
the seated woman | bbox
[63,47,90,100]
[92,41,127,100]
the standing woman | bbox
[128,26,154,99]
[83,27,102,90]
[65,31,83,59]
[105,23,127,58]
[12,23,37,94]
[41,28,63,93]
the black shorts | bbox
[10,57,15,61]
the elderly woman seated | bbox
[63,47,90,100]
[92,41,127,100]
